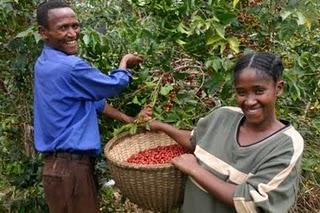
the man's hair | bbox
[37,0,70,28]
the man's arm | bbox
[102,104,134,123]
[69,53,143,101]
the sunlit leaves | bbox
[227,37,239,53]
[160,85,173,96]
[1,0,320,211]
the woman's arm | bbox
[172,154,236,206]
[150,119,236,205]
[150,120,194,151]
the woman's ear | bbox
[276,80,284,96]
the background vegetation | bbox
[0,0,319,212]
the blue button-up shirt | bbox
[34,46,132,156]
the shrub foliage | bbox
[0,0,319,212]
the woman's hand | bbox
[173,153,236,207]
[171,153,199,175]
[135,105,152,123]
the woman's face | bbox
[234,68,284,127]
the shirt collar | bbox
[43,45,72,57]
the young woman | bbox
[150,52,304,212]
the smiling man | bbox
[34,1,148,212]
[38,5,80,55]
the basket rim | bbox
[104,130,177,171]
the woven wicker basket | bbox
[104,131,186,212]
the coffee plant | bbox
[1,0,319,212]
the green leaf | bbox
[113,124,133,136]
[33,32,42,43]
[83,34,90,45]
[295,11,305,25]
[214,24,225,39]
[214,9,236,25]
[232,0,239,8]
[132,96,141,105]
[177,23,191,36]
[160,85,174,96]
[205,60,211,69]
[206,35,223,45]
[145,81,156,88]
[176,39,187,45]
[211,59,222,71]
[145,122,151,131]
[227,37,239,53]
[15,26,34,38]
[129,124,138,135]
[280,11,293,20]
[304,17,312,29]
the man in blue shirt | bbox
[34,1,149,212]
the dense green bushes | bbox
[1,0,319,212]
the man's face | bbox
[40,7,80,55]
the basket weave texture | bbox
[104,131,186,212]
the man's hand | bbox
[119,53,143,69]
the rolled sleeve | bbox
[190,128,197,148]
[69,60,132,100]
[94,99,106,113]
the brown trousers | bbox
[42,154,99,213]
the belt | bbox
[44,151,91,161]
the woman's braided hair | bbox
[233,52,284,83]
